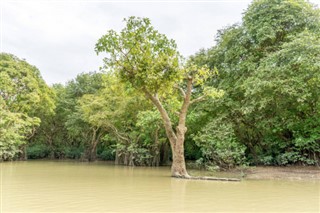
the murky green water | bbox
[1,161,319,212]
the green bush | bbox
[275,151,316,166]
[194,121,247,170]
[27,144,50,159]
[185,140,202,160]
[259,155,274,166]
[64,147,84,159]
[98,149,115,161]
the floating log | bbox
[174,175,241,182]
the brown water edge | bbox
[11,159,320,180]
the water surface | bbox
[1,161,319,212]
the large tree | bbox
[192,0,320,166]
[79,74,153,166]
[95,17,222,177]
[64,72,106,161]
[0,100,38,160]
[0,53,54,160]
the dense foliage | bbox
[0,53,54,160]
[1,0,319,169]
[190,0,320,167]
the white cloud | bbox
[1,0,319,85]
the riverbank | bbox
[189,166,320,181]
[244,166,320,180]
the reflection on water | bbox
[1,161,319,212]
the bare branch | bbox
[178,78,193,127]
[190,95,206,105]
[107,124,130,143]
[174,85,186,98]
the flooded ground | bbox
[1,161,319,212]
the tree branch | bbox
[107,124,130,143]
[174,85,186,98]
[190,95,206,105]
[143,88,177,146]
[178,77,193,127]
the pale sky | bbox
[1,0,319,85]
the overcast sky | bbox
[1,0,319,85]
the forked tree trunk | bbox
[146,93,190,177]
[143,80,241,181]
[144,77,193,178]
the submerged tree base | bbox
[173,175,241,181]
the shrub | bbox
[27,144,50,159]
[64,147,84,159]
[98,149,115,161]
[194,121,247,170]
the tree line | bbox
[1,0,319,176]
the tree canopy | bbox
[191,0,320,166]
[0,53,54,160]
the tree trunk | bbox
[171,140,188,177]
[88,145,97,162]
[171,124,189,177]
[151,126,160,167]
[47,137,55,160]
[160,142,170,166]
[49,149,55,159]
[115,149,120,165]
[87,128,102,162]
[19,145,27,160]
